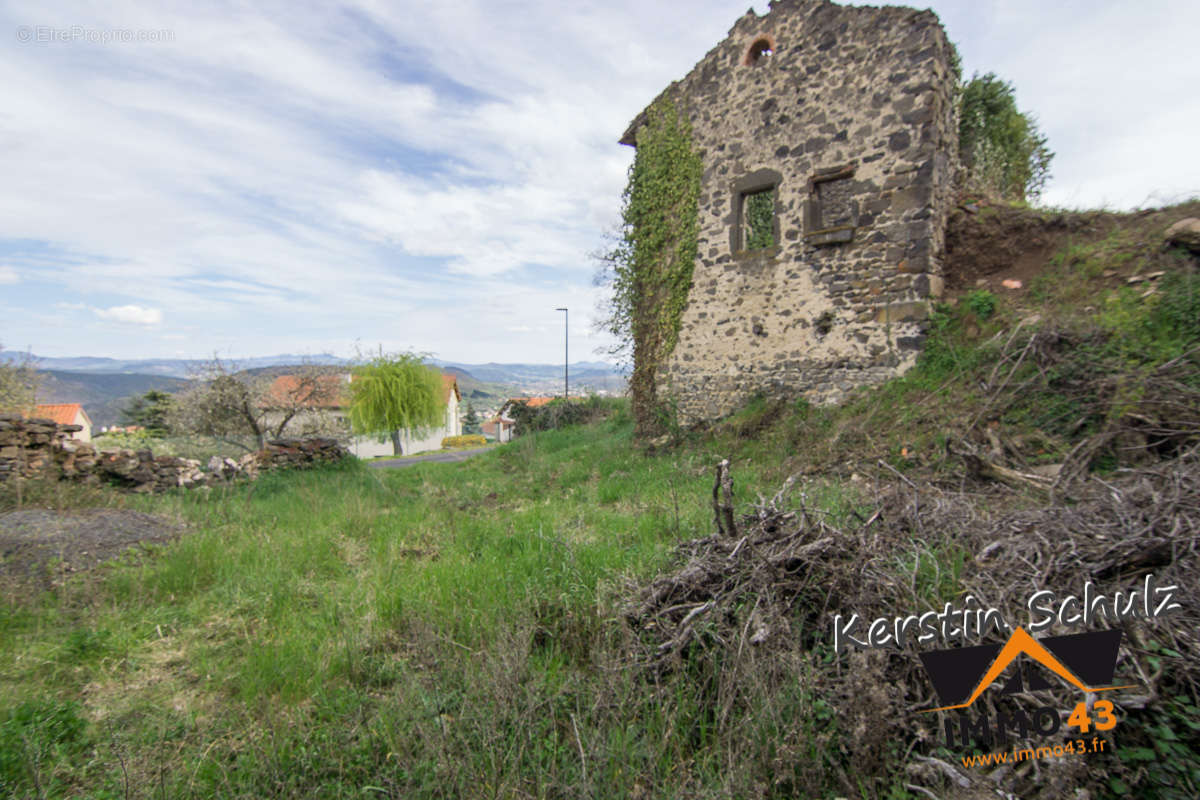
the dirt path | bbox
[0,508,183,586]
[367,446,493,469]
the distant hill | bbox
[36,371,190,428]
[431,360,622,385]
[2,352,348,379]
[438,367,511,403]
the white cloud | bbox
[93,305,163,325]
[1,0,1196,361]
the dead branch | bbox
[712,459,737,537]
[948,438,1053,494]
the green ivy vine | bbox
[597,94,702,436]
[745,189,775,249]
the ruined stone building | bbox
[620,0,957,425]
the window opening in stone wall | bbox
[748,39,772,63]
[730,168,781,254]
[743,188,775,249]
[816,178,854,228]
[741,36,776,66]
[804,164,858,246]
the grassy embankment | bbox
[2,201,1198,798]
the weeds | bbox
[964,288,997,320]
[0,697,90,798]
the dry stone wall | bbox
[0,413,347,494]
[621,0,957,424]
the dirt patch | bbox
[0,508,184,586]
[943,199,1200,303]
[944,204,1111,293]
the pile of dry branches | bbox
[623,445,1200,799]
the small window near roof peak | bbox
[743,37,774,65]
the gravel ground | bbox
[0,508,184,585]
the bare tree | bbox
[0,343,39,415]
[171,357,346,451]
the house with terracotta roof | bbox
[35,403,93,442]
[485,396,559,443]
[481,415,515,443]
[263,372,461,457]
[261,374,348,410]
[500,396,555,414]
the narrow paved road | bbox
[367,447,493,469]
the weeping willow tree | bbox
[348,352,444,455]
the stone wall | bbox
[0,414,348,493]
[620,0,957,424]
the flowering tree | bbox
[172,358,343,451]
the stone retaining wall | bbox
[0,413,348,493]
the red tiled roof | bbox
[262,374,348,409]
[481,418,513,435]
[263,372,458,409]
[34,403,88,426]
[509,396,554,408]
[441,374,460,404]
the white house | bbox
[263,372,461,458]
[481,415,515,443]
[35,403,93,442]
[483,397,555,443]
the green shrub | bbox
[1152,269,1200,350]
[508,395,618,436]
[958,72,1053,201]
[1098,269,1200,364]
[92,430,161,452]
[964,289,997,320]
[908,303,989,385]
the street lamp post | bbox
[555,307,568,400]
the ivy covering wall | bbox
[744,189,775,249]
[598,95,702,436]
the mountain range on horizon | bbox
[1,351,625,381]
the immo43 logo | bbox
[831,575,1183,749]
[920,627,1131,747]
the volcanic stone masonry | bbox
[620,0,957,424]
[0,413,347,493]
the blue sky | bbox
[2,0,1197,364]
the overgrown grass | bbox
[4,406,884,797]
[3,205,1197,798]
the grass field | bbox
[3,202,1199,798]
[3,402,875,798]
